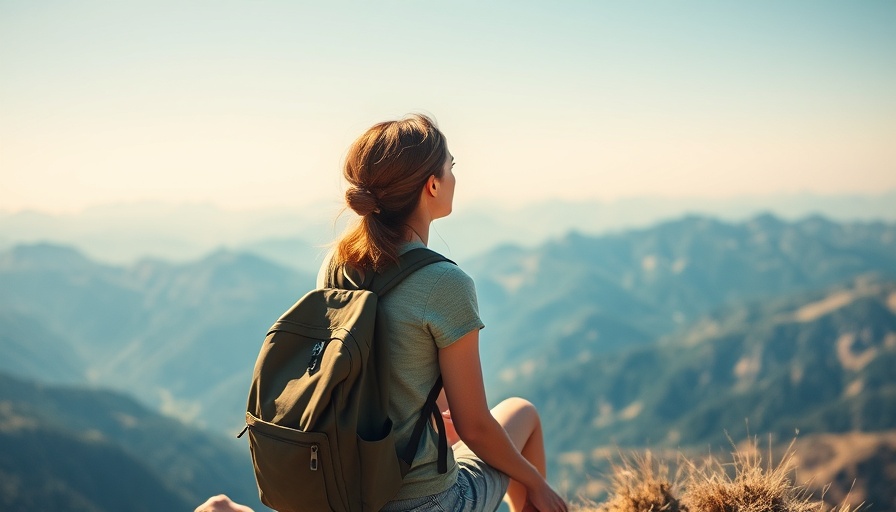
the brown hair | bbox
[336,114,448,272]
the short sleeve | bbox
[423,265,485,349]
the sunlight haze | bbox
[2,1,894,213]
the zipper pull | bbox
[310,445,319,471]
[236,425,248,438]
[307,341,326,375]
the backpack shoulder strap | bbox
[324,248,452,293]
[372,247,453,475]
[399,375,448,475]
[325,254,372,290]
[369,247,453,296]
[325,247,453,475]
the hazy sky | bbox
[2,1,895,214]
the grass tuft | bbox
[572,438,862,512]
[681,438,816,512]
[586,450,687,512]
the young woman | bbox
[324,114,567,512]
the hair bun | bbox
[345,186,380,216]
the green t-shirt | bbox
[318,241,485,500]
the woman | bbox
[325,114,567,512]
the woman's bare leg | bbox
[490,397,546,512]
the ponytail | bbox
[336,114,447,272]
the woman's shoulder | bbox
[411,258,483,345]
[418,259,474,287]
[400,245,473,288]
[396,261,478,319]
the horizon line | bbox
[2,188,896,217]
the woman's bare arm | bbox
[439,329,567,512]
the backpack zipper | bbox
[239,424,320,472]
[306,340,327,375]
[309,444,319,471]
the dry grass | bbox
[572,438,862,512]
[584,450,686,512]
[681,438,819,512]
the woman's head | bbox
[337,114,451,271]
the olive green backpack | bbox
[239,248,450,512]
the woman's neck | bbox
[403,216,430,245]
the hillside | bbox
[0,424,191,512]
[791,430,896,509]
[516,277,896,450]
[0,372,260,512]
[535,278,896,507]
[0,309,84,384]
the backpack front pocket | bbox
[357,420,404,511]
[245,412,345,512]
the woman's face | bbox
[432,150,456,220]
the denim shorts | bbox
[380,442,511,512]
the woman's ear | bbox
[426,175,439,197]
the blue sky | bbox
[2,1,894,213]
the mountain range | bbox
[2,192,894,272]
[0,244,314,431]
[468,214,896,387]
[1,212,895,508]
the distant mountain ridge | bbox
[0,243,315,431]
[468,214,896,385]
[2,214,894,435]
[2,192,894,272]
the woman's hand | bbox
[439,330,568,512]
[194,495,254,512]
[525,480,568,512]
[441,409,461,446]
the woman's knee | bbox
[492,397,545,461]
[500,396,537,412]
[493,397,541,429]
